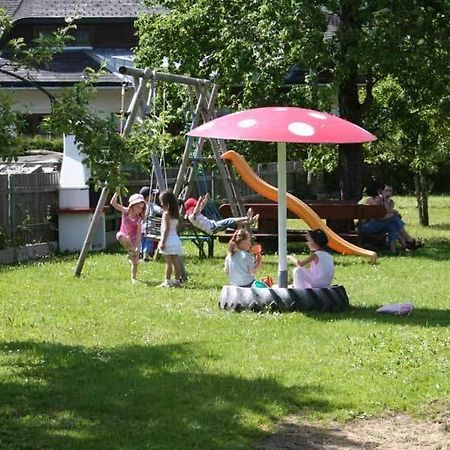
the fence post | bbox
[7,174,18,262]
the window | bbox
[72,28,91,46]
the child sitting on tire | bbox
[224,229,263,287]
[287,229,335,289]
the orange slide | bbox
[222,150,377,263]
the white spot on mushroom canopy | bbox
[308,112,327,120]
[274,107,288,111]
[199,121,215,130]
[288,122,315,136]
[237,119,257,128]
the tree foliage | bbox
[0,7,74,160]
[135,1,381,198]
[136,0,450,204]
[362,2,450,223]
[46,70,176,191]
[45,71,130,190]
[0,9,166,191]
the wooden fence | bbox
[0,161,304,251]
[127,161,304,201]
[0,172,60,249]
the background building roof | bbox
[0,0,159,22]
[0,150,62,174]
[0,49,125,86]
[0,0,22,17]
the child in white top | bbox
[157,189,184,288]
[224,229,262,287]
[185,193,259,235]
[288,229,335,289]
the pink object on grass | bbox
[376,303,414,316]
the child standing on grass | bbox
[158,189,184,288]
[224,229,262,287]
[287,229,335,289]
[110,192,146,283]
[139,186,163,261]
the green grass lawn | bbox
[0,196,449,449]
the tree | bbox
[365,78,450,225]
[136,0,450,203]
[134,1,375,199]
[364,2,450,224]
[0,8,74,160]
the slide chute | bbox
[222,150,377,263]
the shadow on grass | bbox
[409,238,450,261]
[0,341,346,450]
[428,223,450,231]
[304,305,450,328]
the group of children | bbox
[110,189,184,285]
[111,188,335,289]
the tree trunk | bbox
[337,70,364,200]
[306,69,325,199]
[336,4,364,201]
[414,172,429,226]
[337,142,363,200]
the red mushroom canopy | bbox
[188,106,376,144]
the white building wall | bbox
[9,87,133,117]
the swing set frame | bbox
[74,67,246,276]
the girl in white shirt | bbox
[288,229,335,289]
[224,229,262,287]
[158,189,184,288]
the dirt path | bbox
[261,412,449,449]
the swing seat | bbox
[147,216,215,259]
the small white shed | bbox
[58,135,106,251]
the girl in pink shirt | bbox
[111,192,146,283]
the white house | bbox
[0,0,163,131]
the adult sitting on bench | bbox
[359,179,418,254]
[184,193,259,235]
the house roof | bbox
[0,49,125,87]
[0,150,62,174]
[0,0,22,17]
[0,0,158,22]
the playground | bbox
[0,67,448,449]
[0,195,448,449]
[0,67,448,448]
[1,0,449,446]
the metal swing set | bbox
[74,67,247,276]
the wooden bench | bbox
[218,202,387,250]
